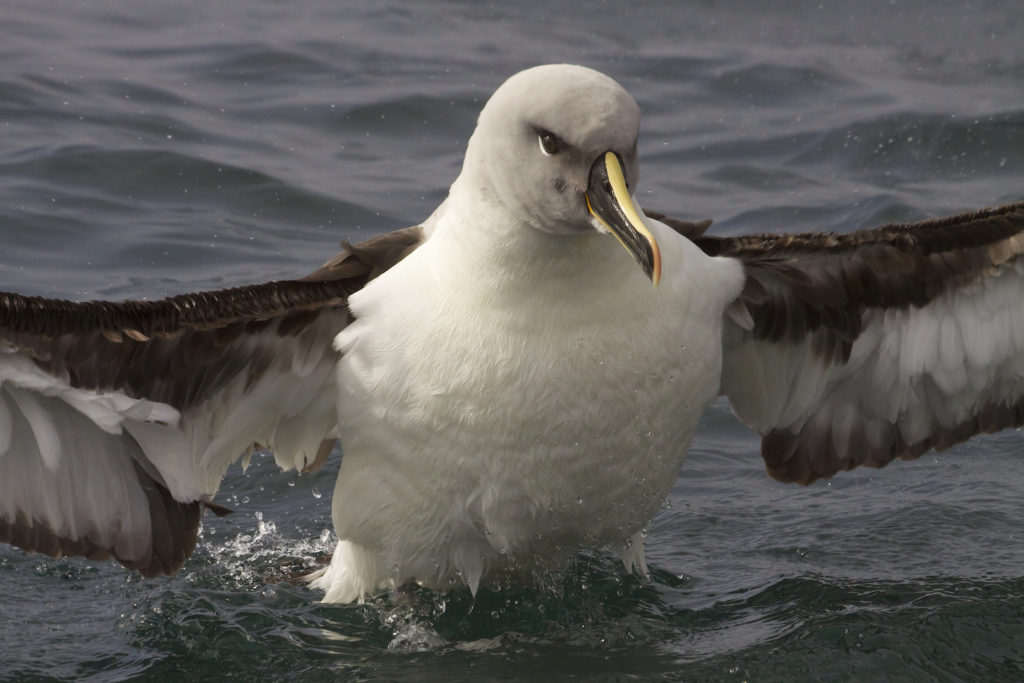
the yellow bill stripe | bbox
[588,152,662,287]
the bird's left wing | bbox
[674,202,1024,484]
[0,226,422,575]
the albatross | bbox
[1,64,1023,602]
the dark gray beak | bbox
[585,152,661,286]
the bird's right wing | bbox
[0,227,422,575]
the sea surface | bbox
[1,1,1023,680]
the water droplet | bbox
[312,487,322,500]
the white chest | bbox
[328,226,742,587]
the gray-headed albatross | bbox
[1,64,1023,602]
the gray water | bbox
[1,1,1023,680]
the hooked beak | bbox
[585,152,661,287]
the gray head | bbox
[457,64,659,283]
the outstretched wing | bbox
[0,227,422,575]
[694,202,1024,484]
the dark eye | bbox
[537,130,563,156]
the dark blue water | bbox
[1,1,1023,680]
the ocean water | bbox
[1,1,1023,680]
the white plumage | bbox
[1,64,1022,601]
[311,206,744,600]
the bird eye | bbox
[538,130,563,156]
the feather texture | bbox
[0,228,423,574]
[705,202,1024,483]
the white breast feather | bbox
[318,217,745,601]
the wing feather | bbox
[0,226,423,574]
[695,202,1024,484]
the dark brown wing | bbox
[658,202,1024,484]
[0,226,424,408]
[0,226,422,576]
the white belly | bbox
[311,223,743,602]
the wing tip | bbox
[0,478,214,579]
[762,396,1024,485]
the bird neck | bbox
[431,175,630,297]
